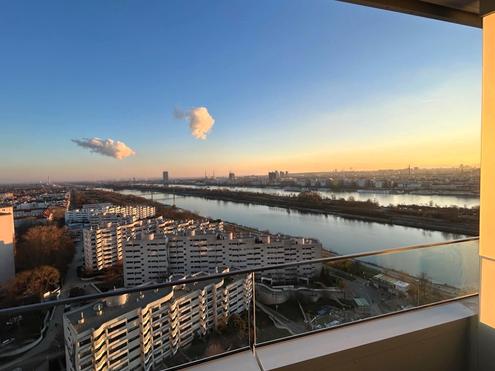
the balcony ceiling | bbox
[337,0,487,28]
[425,0,478,13]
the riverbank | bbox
[108,185,479,236]
[173,182,479,198]
[70,189,253,234]
[70,189,201,220]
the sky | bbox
[0,0,482,182]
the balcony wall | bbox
[188,299,478,371]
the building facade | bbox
[166,232,322,283]
[84,217,223,272]
[123,233,169,287]
[121,228,322,287]
[0,206,15,285]
[83,217,167,272]
[65,204,156,229]
[63,272,252,371]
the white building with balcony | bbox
[63,272,252,371]
[83,217,167,272]
[65,204,156,229]
[122,228,322,288]
[123,233,169,287]
[84,217,223,272]
[167,231,322,283]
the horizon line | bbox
[0,164,480,186]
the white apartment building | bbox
[122,228,322,287]
[82,203,113,210]
[123,233,169,287]
[83,218,168,271]
[86,211,320,282]
[84,218,223,272]
[65,204,156,228]
[166,231,322,283]
[87,213,137,227]
[65,203,112,227]
[0,206,15,285]
[63,272,252,371]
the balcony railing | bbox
[0,237,479,370]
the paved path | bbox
[256,302,306,335]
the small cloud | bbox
[72,137,136,159]
[175,106,215,140]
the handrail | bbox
[0,236,479,315]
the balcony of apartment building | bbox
[0,2,494,371]
[0,239,485,371]
[181,2,494,371]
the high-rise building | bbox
[63,271,252,371]
[83,216,223,272]
[268,171,278,182]
[65,204,156,229]
[83,217,166,271]
[162,171,169,184]
[165,232,322,283]
[121,227,322,286]
[0,206,15,285]
[123,232,169,287]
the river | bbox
[169,184,479,208]
[119,189,479,288]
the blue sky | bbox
[0,0,482,182]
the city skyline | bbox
[0,0,482,183]
[0,163,481,185]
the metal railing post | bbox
[251,271,257,353]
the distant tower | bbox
[162,171,169,184]
[0,206,15,285]
[408,164,412,176]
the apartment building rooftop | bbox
[65,272,230,333]
[65,288,172,333]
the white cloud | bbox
[175,106,215,140]
[72,137,136,159]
